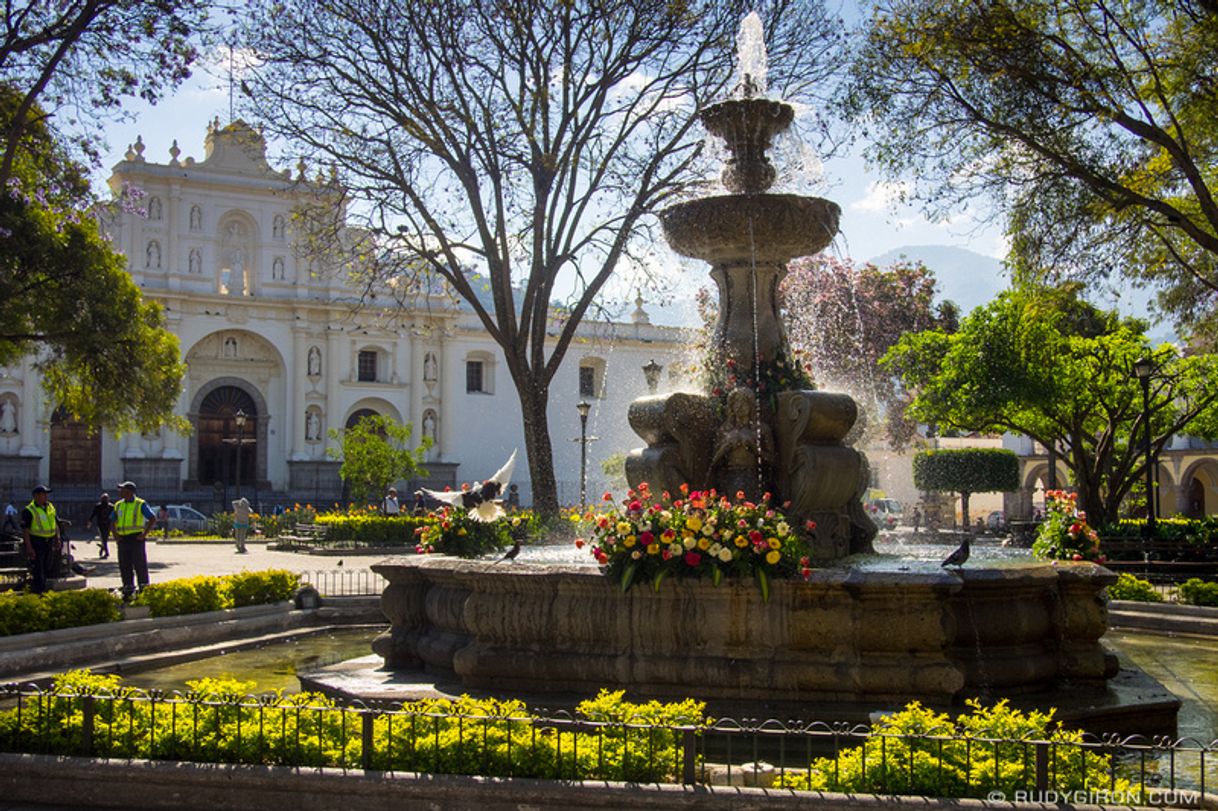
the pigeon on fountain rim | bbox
[941,536,971,568]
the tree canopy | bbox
[848,0,1218,337]
[328,414,430,504]
[883,283,1218,525]
[0,87,185,434]
[782,255,958,448]
[240,0,843,512]
[913,448,1020,531]
[0,0,209,193]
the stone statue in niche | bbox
[272,257,285,279]
[306,409,322,441]
[0,399,16,435]
[188,249,202,274]
[422,410,437,444]
[147,197,162,220]
[145,240,161,269]
[189,205,202,231]
[423,352,438,383]
[223,336,238,358]
[711,387,774,500]
[307,346,321,376]
[273,214,285,239]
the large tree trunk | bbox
[960,492,972,535]
[518,381,559,516]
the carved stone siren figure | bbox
[0,399,16,434]
[307,346,321,376]
[711,387,774,499]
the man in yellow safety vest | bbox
[21,485,60,594]
[110,481,157,599]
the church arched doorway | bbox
[49,406,100,487]
[197,386,258,487]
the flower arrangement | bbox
[704,345,815,408]
[576,482,813,601]
[414,508,521,558]
[1032,489,1105,562]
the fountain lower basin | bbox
[340,556,1177,734]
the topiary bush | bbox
[1178,578,1218,607]
[1105,573,1163,602]
[225,569,299,607]
[0,589,122,636]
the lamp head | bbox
[642,359,662,392]
[576,400,591,419]
[1132,357,1154,380]
[234,409,248,428]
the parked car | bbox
[865,498,903,530]
[164,505,210,533]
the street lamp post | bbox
[577,400,591,509]
[1132,357,1156,558]
[642,360,663,395]
[222,410,256,501]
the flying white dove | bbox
[419,449,517,522]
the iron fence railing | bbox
[295,569,386,597]
[0,685,1213,804]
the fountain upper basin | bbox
[661,193,840,264]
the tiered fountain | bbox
[311,16,1178,734]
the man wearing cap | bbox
[21,486,60,594]
[110,481,157,599]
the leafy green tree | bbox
[848,1,1218,336]
[912,448,1019,532]
[240,0,844,515]
[0,1,210,193]
[327,414,430,504]
[884,284,1218,526]
[0,88,185,434]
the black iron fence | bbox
[295,569,386,598]
[0,685,1213,804]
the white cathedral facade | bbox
[0,121,689,511]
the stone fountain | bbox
[306,15,1179,736]
[625,19,871,562]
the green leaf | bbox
[756,568,770,603]
[651,569,667,593]
[620,561,638,593]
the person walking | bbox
[911,508,922,534]
[232,497,251,554]
[89,493,113,558]
[21,485,60,594]
[111,481,156,600]
[381,488,400,516]
[2,501,18,534]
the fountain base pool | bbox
[298,556,1179,736]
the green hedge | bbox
[1106,573,1163,603]
[134,570,300,617]
[0,589,122,637]
[912,448,1020,494]
[313,509,546,548]
[1178,578,1218,607]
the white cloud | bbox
[850,180,912,213]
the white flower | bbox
[777,521,790,536]
[702,525,714,536]
[757,518,765,528]
[718,547,733,562]
[631,550,642,560]
[709,543,723,556]
[683,536,697,550]
[722,530,733,541]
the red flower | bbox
[684,552,702,567]
[602,492,613,501]
[639,531,654,545]
[662,549,672,560]
[1072,554,1083,561]
[628,500,643,512]
[574,538,586,549]
[748,530,763,543]
[662,528,676,540]
[679,483,690,495]
[736,490,746,501]
[805,520,817,532]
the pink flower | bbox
[805,520,817,531]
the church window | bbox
[357,349,379,382]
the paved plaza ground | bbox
[65,537,384,594]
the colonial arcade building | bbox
[0,121,686,512]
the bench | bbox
[270,522,329,550]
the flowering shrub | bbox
[1032,490,1104,562]
[415,509,523,558]
[576,483,813,601]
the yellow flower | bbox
[616,521,632,534]
[734,535,748,548]
[647,543,660,555]
[767,537,781,550]
[765,549,781,565]
[697,537,710,551]
[457,528,468,536]
[686,516,703,532]
[624,535,637,548]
